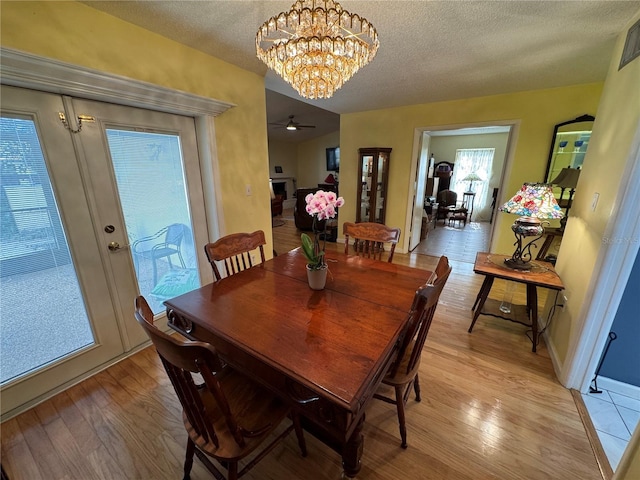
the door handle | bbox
[107,241,129,252]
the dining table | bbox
[164,248,432,478]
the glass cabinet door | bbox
[357,148,391,223]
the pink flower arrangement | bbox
[305,190,344,221]
[301,190,345,269]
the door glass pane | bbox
[0,116,94,384]
[105,129,200,315]
[360,155,372,221]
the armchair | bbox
[436,190,458,225]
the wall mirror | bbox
[544,114,595,217]
[544,114,595,183]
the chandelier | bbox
[256,0,379,99]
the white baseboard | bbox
[593,376,640,400]
[543,329,564,384]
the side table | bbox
[468,252,564,352]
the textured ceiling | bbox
[83,1,639,142]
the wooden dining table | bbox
[164,248,432,478]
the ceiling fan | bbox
[270,115,316,131]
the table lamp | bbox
[499,183,564,270]
[550,167,580,230]
[461,172,483,192]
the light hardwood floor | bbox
[1,216,601,480]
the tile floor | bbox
[582,384,640,471]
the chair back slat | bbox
[389,257,451,378]
[162,357,219,447]
[343,222,401,263]
[204,230,266,281]
[134,296,245,449]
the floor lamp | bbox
[461,172,483,192]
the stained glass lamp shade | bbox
[499,183,564,270]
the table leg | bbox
[527,284,538,352]
[342,414,365,479]
[469,276,494,333]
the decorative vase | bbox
[306,264,328,290]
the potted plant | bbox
[300,190,344,290]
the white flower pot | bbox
[306,264,328,290]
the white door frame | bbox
[0,48,234,419]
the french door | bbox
[0,85,209,418]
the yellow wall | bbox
[268,140,298,179]
[1,1,274,249]
[550,12,640,368]
[296,131,340,188]
[339,84,603,251]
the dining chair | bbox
[204,230,266,282]
[373,256,452,448]
[427,254,450,285]
[343,222,401,263]
[134,296,307,480]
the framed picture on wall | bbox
[275,166,283,173]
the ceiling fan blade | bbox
[296,124,316,129]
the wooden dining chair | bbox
[343,222,401,263]
[134,296,307,480]
[204,230,266,281]
[373,257,452,448]
[426,254,451,285]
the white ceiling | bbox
[83,1,639,142]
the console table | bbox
[468,252,564,352]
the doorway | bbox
[0,85,209,418]
[407,123,514,261]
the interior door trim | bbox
[0,47,235,117]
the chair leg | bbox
[177,251,186,269]
[152,258,159,285]
[228,462,238,480]
[183,437,196,480]
[291,414,308,457]
[394,385,408,449]
[413,374,421,402]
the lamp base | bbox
[505,217,546,271]
[503,257,533,271]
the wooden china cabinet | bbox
[356,147,391,223]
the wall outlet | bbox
[245,184,252,196]
[558,293,569,310]
[591,192,599,211]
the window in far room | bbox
[451,148,494,213]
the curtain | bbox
[450,148,494,221]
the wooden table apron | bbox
[164,249,432,477]
[468,252,564,352]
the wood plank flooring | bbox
[1,214,601,479]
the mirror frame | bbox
[544,114,595,182]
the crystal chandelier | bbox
[256,0,379,99]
